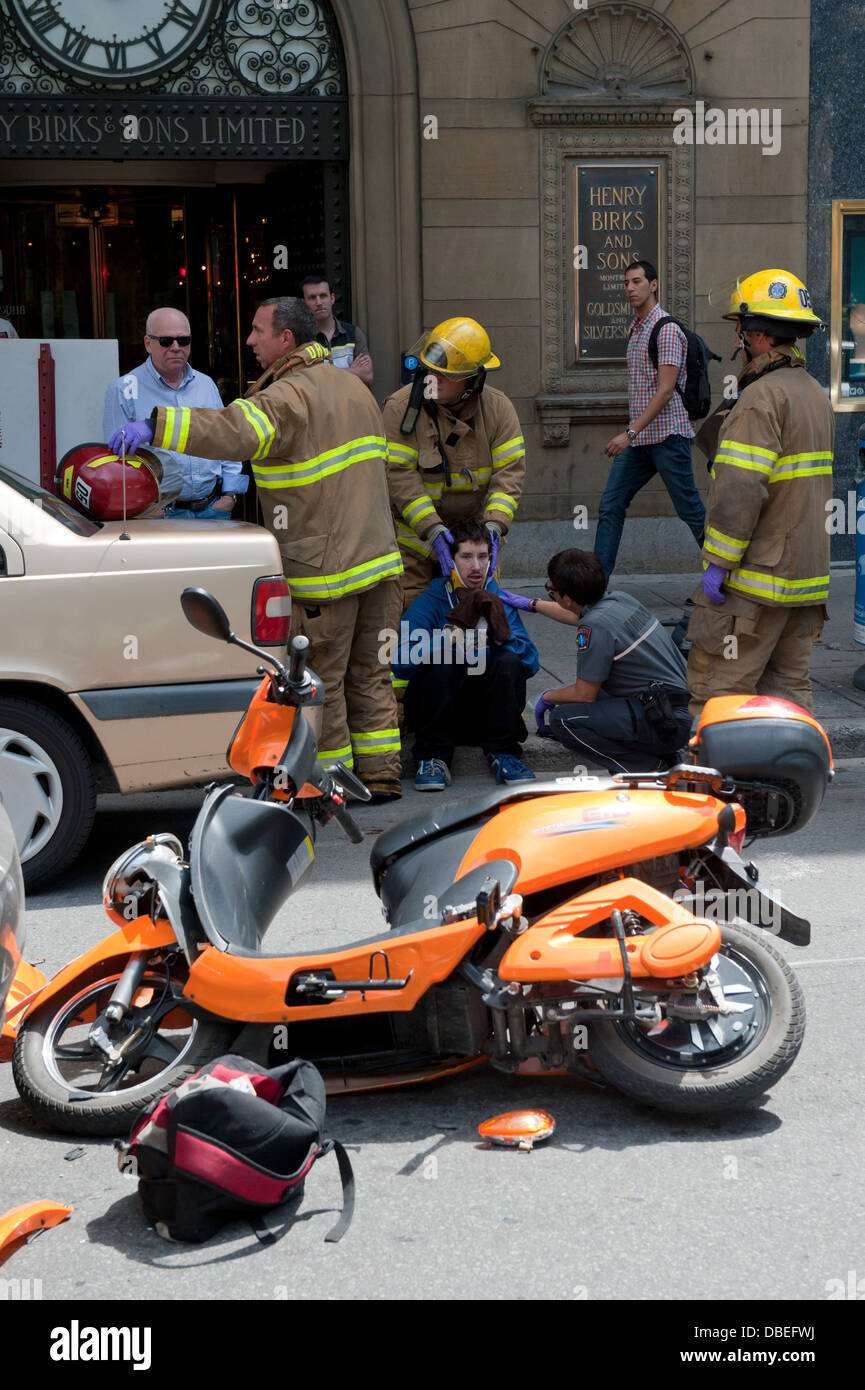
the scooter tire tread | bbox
[585,921,805,1115]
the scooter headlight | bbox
[102,834,184,924]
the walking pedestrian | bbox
[594,261,705,576]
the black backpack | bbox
[647,315,721,420]
[116,1055,354,1244]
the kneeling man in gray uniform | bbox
[499,549,691,773]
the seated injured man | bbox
[500,548,691,774]
[391,519,539,791]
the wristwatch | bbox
[530,598,538,612]
[626,427,638,443]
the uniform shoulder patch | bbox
[576,625,592,651]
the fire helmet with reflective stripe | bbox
[55,443,169,521]
[709,269,823,336]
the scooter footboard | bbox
[499,878,722,983]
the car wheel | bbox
[0,696,96,890]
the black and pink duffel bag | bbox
[116,1055,354,1243]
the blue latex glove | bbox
[498,588,532,611]
[702,562,728,605]
[487,525,501,574]
[534,691,555,734]
[431,528,455,578]
[109,420,154,455]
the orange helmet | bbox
[55,443,168,521]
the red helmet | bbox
[55,443,167,520]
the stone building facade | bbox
[0,1,845,571]
[405,0,813,571]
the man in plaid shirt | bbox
[593,260,705,577]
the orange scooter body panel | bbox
[458,788,743,896]
[228,675,294,781]
[0,1201,73,1265]
[6,917,178,1030]
[1,960,48,1052]
[501,877,722,981]
[184,918,487,1023]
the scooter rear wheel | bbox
[585,921,805,1114]
[13,967,235,1136]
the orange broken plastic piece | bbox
[0,1201,73,1265]
[478,1109,556,1150]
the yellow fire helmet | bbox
[408,317,502,378]
[708,269,823,334]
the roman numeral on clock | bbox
[103,40,128,70]
[166,0,198,28]
[25,0,58,34]
[60,27,91,63]
[144,30,165,58]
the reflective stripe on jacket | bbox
[382,385,525,543]
[701,346,835,607]
[151,343,401,603]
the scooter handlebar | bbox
[328,796,364,844]
[289,635,310,684]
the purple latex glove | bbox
[534,691,555,734]
[431,528,455,578]
[702,562,728,605]
[498,588,532,611]
[487,525,500,573]
[109,420,153,456]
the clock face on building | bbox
[10,0,219,81]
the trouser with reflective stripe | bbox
[292,578,402,783]
[685,593,826,720]
[548,693,691,774]
[399,547,437,610]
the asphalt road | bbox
[2,758,864,1303]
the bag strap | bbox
[647,315,689,403]
[647,315,677,368]
[322,1140,356,1244]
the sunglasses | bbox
[544,581,558,598]
[150,335,191,347]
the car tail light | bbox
[252,576,290,645]
[729,828,746,854]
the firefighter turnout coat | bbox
[382,385,525,569]
[150,341,402,604]
[699,345,834,606]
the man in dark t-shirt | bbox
[301,273,373,387]
[499,548,692,773]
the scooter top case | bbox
[688,695,833,836]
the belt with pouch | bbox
[637,682,689,739]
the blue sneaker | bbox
[415,758,452,792]
[487,753,535,785]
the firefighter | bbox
[109,297,404,801]
[686,269,834,717]
[383,317,525,608]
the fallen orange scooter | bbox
[6,590,833,1134]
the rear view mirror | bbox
[181,588,233,642]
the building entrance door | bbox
[0,165,346,400]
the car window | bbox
[0,465,102,537]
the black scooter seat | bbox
[370,778,611,888]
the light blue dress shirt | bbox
[102,358,249,502]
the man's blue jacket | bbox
[391,577,539,684]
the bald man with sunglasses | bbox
[103,307,247,518]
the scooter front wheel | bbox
[13,968,235,1136]
[585,921,805,1114]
